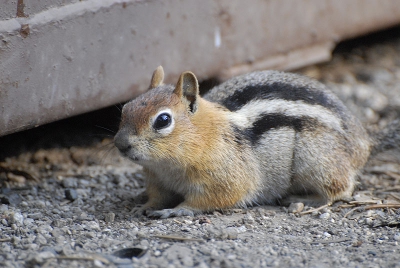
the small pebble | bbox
[137,232,147,238]
[140,240,150,248]
[242,214,255,224]
[51,219,66,228]
[41,246,58,255]
[86,232,96,238]
[198,216,211,224]
[85,221,101,231]
[33,200,46,209]
[393,233,400,241]
[30,251,56,264]
[9,212,24,226]
[227,254,236,260]
[224,227,239,240]
[65,189,78,201]
[79,212,89,220]
[288,203,304,213]
[51,228,64,237]
[104,212,115,223]
[319,213,330,220]
[0,204,8,213]
[62,177,78,188]
[323,232,332,238]
[38,250,55,259]
[24,218,34,226]
[52,209,61,214]
[34,234,48,245]
[93,259,104,267]
[354,256,364,262]
[27,213,42,220]
[11,236,21,246]
[1,193,22,206]
[237,226,247,233]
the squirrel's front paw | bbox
[147,207,196,219]
[131,205,154,217]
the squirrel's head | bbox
[114,66,202,164]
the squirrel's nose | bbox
[114,131,132,153]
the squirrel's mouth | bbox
[125,151,148,162]
[116,148,140,162]
[129,155,140,161]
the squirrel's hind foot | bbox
[147,207,198,219]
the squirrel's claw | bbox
[147,208,195,219]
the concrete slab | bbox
[1,0,400,136]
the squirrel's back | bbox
[205,71,372,204]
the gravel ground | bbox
[1,27,400,268]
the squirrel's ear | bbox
[174,71,199,113]
[149,66,164,89]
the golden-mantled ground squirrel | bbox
[114,66,400,218]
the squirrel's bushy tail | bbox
[370,119,400,155]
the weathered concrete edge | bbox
[219,42,335,80]
[0,0,136,32]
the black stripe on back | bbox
[236,113,320,145]
[221,82,346,118]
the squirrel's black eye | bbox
[153,113,172,130]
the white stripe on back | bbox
[228,99,344,132]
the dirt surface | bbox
[1,27,400,268]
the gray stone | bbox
[1,193,22,206]
[62,177,78,188]
[288,203,305,213]
[9,212,24,226]
[105,212,115,223]
[65,189,78,201]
